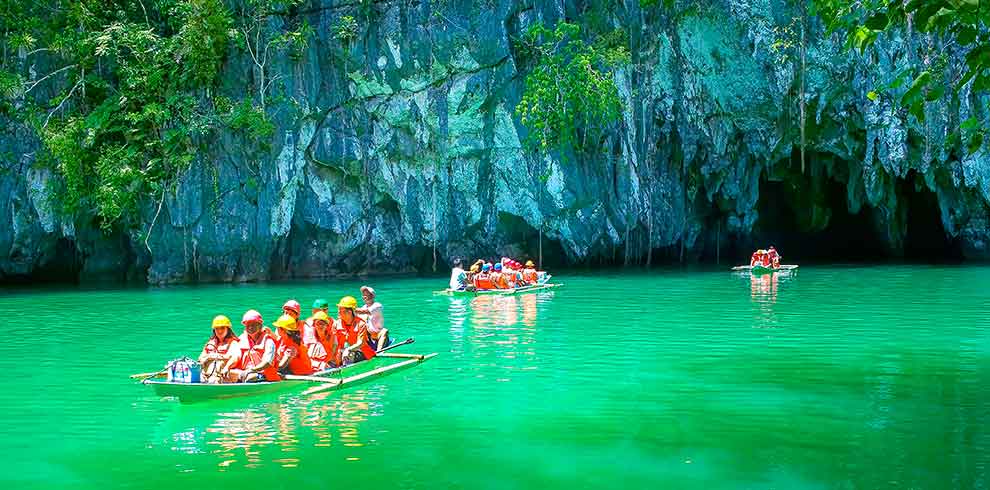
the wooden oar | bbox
[284,374,343,384]
[378,352,426,360]
[130,370,166,380]
[303,354,436,395]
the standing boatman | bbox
[449,258,467,290]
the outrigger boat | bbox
[731,264,799,274]
[434,283,563,297]
[141,338,435,403]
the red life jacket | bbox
[341,317,377,360]
[493,272,510,289]
[474,272,494,290]
[522,268,538,283]
[204,334,238,356]
[306,333,336,370]
[276,334,314,375]
[760,254,771,266]
[237,331,280,381]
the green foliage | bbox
[515,21,629,156]
[226,99,275,141]
[815,0,989,155]
[0,0,291,230]
[333,15,360,44]
[172,0,234,85]
[770,16,802,65]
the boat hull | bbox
[731,265,799,273]
[435,283,562,297]
[144,354,436,403]
[146,378,302,402]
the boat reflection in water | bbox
[745,270,798,328]
[448,290,556,382]
[161,385,383,470]
[750,272,779,304]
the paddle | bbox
[284,374,343,383]
[378,336,415,353]
[130,369,166,380]
[285,337,416,383]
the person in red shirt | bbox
[492,263,510,288]
[336,296,377,365]
[232,310,280,382]
[768,246,781,268]
[198,315,240,383]
[306,311,338,371]
[273,314,314,376]
[473,263,495,290]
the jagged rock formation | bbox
[1,0,988,283]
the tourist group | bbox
[197,286,389,383]
[448,257,548,291]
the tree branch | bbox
[23,64,78,93]
[145,186,167,254]
[43,77,84,128]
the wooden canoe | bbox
[143,352,436,403]
[434,283,562,297]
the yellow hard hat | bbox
[312,311,330,323]
[337,296,358,309]
[273,314,299,331]
[525,260,535,267]
[211,315,232,329]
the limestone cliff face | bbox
[2,0,988,283]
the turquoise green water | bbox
[1,266,988,489]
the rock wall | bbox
[2,0,989,284]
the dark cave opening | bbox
[744,176,889,263]
[1,237,82,284]
[900,171,962,262]
[733,170,961,264]
[492,212,569,269]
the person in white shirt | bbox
[356,286,389,351]
[449,258,467,290]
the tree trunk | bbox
[716,219,720,265]
[432,173,437,272]
[800,8,807,174]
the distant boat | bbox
[731,265,799,274]
[434,283,562,297]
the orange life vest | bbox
[237,331,280,381]
[522,268,538,284]
[493,272,510,289]
[204,334,238,356]
[341,316,377,361]
[474,272,494,290]
[307,333,336,370]
[276,334,314,375]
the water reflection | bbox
[448,291,555,382]
[743,272,796,328]
[749,272,778,303]
[161,387,384,470]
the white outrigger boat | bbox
[141,338,435,403]
[433,282,562,297]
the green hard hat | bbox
[312,298,329,309]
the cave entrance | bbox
[749,174,887,262]
[1,237,82,284]
[900,171,961,262]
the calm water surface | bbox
[1,266,988,489]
